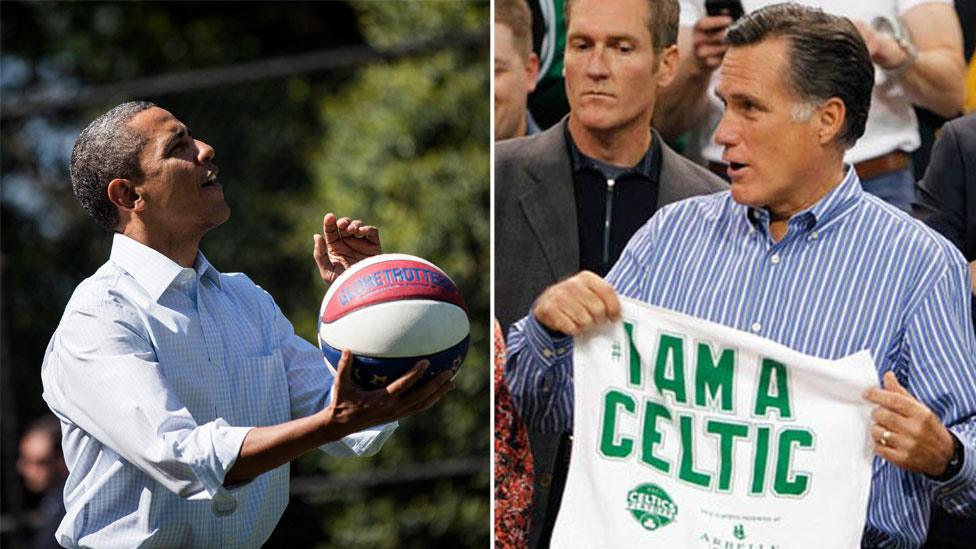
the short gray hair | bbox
[70,101,156,230]
[564,0,680,52]
[726,3,873,148]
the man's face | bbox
[17,432,63,494]
[714,38,824,214]
[494,22,538,141]
[564,0,662,134]
[128,107,228,236]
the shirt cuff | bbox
[321,420,399,457]
[930,428,976,512]
[523,313,574,367]
[186,422,253,516]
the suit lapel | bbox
[656,131,727,207]
[657,133,687,208]
[518,119,580,279]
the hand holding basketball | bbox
[314,212,382,284]
[324,350,455,437]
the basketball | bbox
[318,253,470,390]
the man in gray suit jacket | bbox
[494,0,726,545]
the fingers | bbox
[882,371,911,396]
[870,423,898,447]
[534,271,620,335]
[691,18,729,69]
[332,215,377,239]
[386,360,430,396]
[694,15,732,34]
[584,272,621,321]
[313,233,337,282]
[870,424,901,464]
[870,405,902,428]
[400,373,455,416]
[864,386,915,417]
[695,44,728,66]
[322,213,340,243]
[333,349,354,390]
[322,213,382,248]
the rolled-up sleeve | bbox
[41,302,252,507]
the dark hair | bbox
[496,0,534,60]
[70,101,156,231]
[726,3,873,148]
[24,415,63,458]
[565,0,679,52]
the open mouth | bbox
[725,161,750,180]
[201,172,220,188]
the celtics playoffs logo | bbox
[626,483,677,531]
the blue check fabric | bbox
[506,168,976,547]
[42,233,395,548]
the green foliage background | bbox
[1,2,488,547]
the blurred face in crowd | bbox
[564,0,675,136]
[714,37,832,217]
[494,21,539,141]
[17,431,66,494]
[126,107,229,238]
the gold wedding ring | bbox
[880,430,892,446]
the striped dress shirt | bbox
[42,233,395,548]
[506,168,976,547]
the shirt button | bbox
[751,322,762,333]
[809,231,819,241]
[770,254,781,264]
[543,348,553,358]
[541,372,554,393]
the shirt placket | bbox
[740,215,785,337]
[195,276,231,423]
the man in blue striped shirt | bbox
[506,5,976,546]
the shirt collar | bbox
[565,124,660,182]
[193,252,222,289]
[109,233,221,302]
[744,165,863,232]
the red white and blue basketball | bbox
[318,253,470,390]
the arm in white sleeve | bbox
[41,302,252,501]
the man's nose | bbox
[195,139,215,164]
[713,112,739,147]
[584,47,610,79]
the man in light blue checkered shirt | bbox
[41,101,454,548]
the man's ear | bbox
[656,44,680,89]
[817,97,846,146]
[107,178,145,212]
[526,52,540,94]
